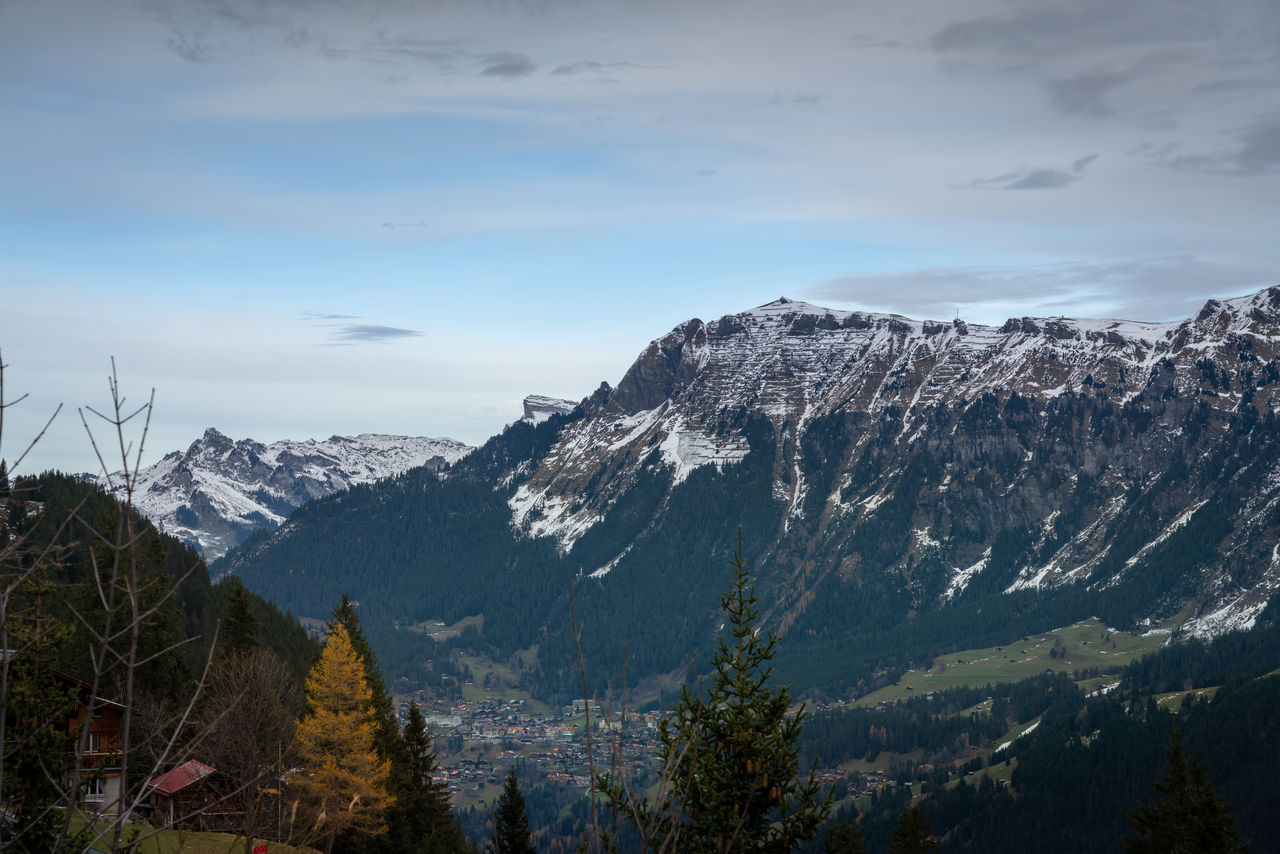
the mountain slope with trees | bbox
[223,287,1280,703]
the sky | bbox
[3,0,1279,475]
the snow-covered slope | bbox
[105,429,473,559]
[514,291,1280,547]
[520,395,577,426]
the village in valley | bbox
[404,690,868,809]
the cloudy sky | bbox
[3,0,1279,474]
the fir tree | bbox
[888,805,939,854]
[293,624,393,854]
[220,577,260,658]
[386,701,472,854]
[491,768,536,854]
[1121,730,1247,853]
[0,568,75,853]
[602,530,829,853]
[822,817,867,853]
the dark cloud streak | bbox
[551,60,649,76]
[302,313,423,345]
[1047,69,1134,118]
[1136,116,1280,175]
[963,153,1097,190]
[334,324,423,343]
[931,1,1220,59]
[480,52,535,77]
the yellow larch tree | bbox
[293,623,393,854]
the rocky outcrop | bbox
[520,395,578,425]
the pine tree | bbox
[220,577,260,658]
[888,805,939,854]
[822,817,867,853]
[602,531,829,853]
[0,568,75,853]
[491,768,536,854]
[387,701,472,854]
[293,624,393,854]
[1121,730,1247,853]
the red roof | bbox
[144,760,216,796]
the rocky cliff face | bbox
[509,288,1280,638]
[107,429,473,559]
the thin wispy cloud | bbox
[1139,116,1280,176]
[845,33,913,51]
[480,52,536,78]
[303,313,424,345]
[767,91,820,106]
[929,0,1221,60]
[962,153,1098,191]
[1047,69,1135,118]
[551,60,650,77]
[334,324,423,343]
[302,312,359,320]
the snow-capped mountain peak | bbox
[105,430,473,559]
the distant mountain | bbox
[105,429,473,559]
[225,286,1280,701]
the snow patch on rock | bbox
[944,547,991,602]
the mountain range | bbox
[106,429,474,559]
[221,286,1280,700]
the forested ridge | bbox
[4,470,317,683]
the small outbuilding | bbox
[143,760,225,828]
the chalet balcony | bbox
[67,750,122,771]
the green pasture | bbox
[455,651,554,715]
[855,617,1168,706]
[67,811,315,854]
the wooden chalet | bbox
[54,669,128,816]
